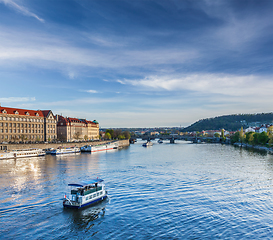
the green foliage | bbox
[231,132,240,144]
[183,113,273,132]
[105,132,111,140]
[258,132,268,145]
[214,133,220,138]
[245,132,254,144]
[239,127,244,143]
[105,129,114,139]
[232,131,269,146]
[105,129,131,140]
[221,129,224,138]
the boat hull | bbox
[63,195,107,209]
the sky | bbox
[0,0,272,128]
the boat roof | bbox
[68,179,104,187]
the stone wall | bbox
[0,139,129,152]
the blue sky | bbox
[0,0,272,128]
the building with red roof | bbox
[0,105,57,143]
[57,115,99,142]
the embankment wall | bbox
[0,139,129,152]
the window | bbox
[38,130,40,133]
[35,130,37,133]
[32,130,34,133]
[17,123,19,127]
[28,124,30,128]
[25,130,27,133]
[29,130,31,133]
[13,129,16,133]
[13,123,16,127]
[9,123,12,127]
[3,117,6,120]
[21,124,23,127]
[35,124,37,128]
[1,129,3,133]
[21,130,23,133]
[0,123,2,127]
[5,123,7,127]
[9,129,12,133]
[25,124,27,127]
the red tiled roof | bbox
[0,106,46,117]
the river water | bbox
[1,141,273,239]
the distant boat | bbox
[142,141,153,147]
[63,178,107,209]
[0,148,45,160]
[158,139,163,144]
[80,142,118,153]
[51,146,80,155]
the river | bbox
[1,141,273,239]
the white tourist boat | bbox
[0,148,45,160]
[51,146,80,155]
[80,142,118,153]
[63,179,107,209]
[142,141,153,147]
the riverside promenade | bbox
[0,139,129,152]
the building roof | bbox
[0,106,47,117]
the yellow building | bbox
[0,106,57,143]
[57,115,99,142]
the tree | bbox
[231,132,240,144]
[105,132,111,140]
[106,129,114,139]
[221,129,225,138]
[258,132,268,145]
[118,135,125,140]
[245,132,254,144]
[239,127,245,143]
[74,131,80,140]
[267,126,273,146]
[214,133,220,138]
[123,131,131,139]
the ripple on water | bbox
[1,143,273,239]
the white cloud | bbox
[0,0,44,22]
[0,97,36,103]
[85,90,98,93]
[119,74,273,97]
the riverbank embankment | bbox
[0,139,129,152]
[233,142,273,154]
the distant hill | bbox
[183,113,273,132]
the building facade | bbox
[0,106,57,143]
[57,115,99,142]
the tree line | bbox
[103,129,131,140]
[231,126,273,146]
[183,113,273,132]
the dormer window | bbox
[25,112,29,116]
[36,113,39,116]
[14,111,19,115]
[2,109,7,114]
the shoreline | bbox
[0,139,129,153]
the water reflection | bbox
[64,198,108,231]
